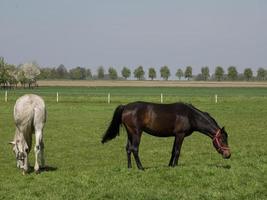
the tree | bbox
[69,66,86,80]
[0,57,10,88]
[160,65,170,80]
[148,67,156,80]
[6,64,19,88]
[85,68,92,80]
[108,67,118,80]
[97,66,105,79]
[121,67,131,80]
[17,70,28,88]
[257,68,266,81]
[243,68,253,81]
[56,64,68,79]
[21,61,41,88]
[39,67,53,80]
[201,66,210,81]
[215,66,224,81]
[176,68,183,80]
[134,65,145,80]
[227,66,238,81]
[184,66,192,80]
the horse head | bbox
[212,127,231,159]
[9,138,29,172]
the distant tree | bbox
[243,68,253,81]
[69,66,86,80]
[108,67,118,80]
[97,66,105,79]
[176,68,183,80]
[50,68,57,79]
[227,66,238,81]
[134,65,145,80]
[201,66,210,81]
[257,68,266,81]
[121,67,131,79]
[56,64,68,79]
[184,66,192,80]
[85,68,92,80]
[215,66,224,81]
[4,64,19,88]
[160,65,170,80]
[69,68,79,80]
[21,61,41,88]
[0,57,10,88]
[148,67,156,80]
[17,70,28,88]
[39,67,53,80]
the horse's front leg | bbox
[169,133,185,167]
[23,154,30,174]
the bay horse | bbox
[9,94,46,174]
[102,101,231,170]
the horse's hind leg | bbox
[40,139,45,168]
[126,139,132,168]
[132,134,144,170]
[34,126,45,172]
[126,127,144,170]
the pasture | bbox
[0,86,266,199]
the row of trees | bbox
[0,57,40,89]
[39,64,267,81]
[1,56,267,89]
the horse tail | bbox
[101,105,125,144]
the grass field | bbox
[0,86,266,199]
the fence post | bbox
[56,92,59,103]
[108,93,110,104]
[160,93,163,103]
[215,94,218,103]
[5,91,7,102]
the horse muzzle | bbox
[222,150,231,159]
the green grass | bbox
[0,87,266,199]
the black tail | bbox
[101,105,125,144]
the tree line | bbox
[1,56,267,89]
[38,64,267,81]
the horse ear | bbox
[9,141,15,145]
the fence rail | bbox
[2,90,266,105]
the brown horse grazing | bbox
[102,101,231,170]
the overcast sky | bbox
[1,0,267,76]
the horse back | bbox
[122,102,192,136]
[14,94,46,134]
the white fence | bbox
[3,90,220,104]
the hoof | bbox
[35,169,41,174]
[22,168,29,175]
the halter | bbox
[213,129,230,152]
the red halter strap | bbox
[213,129,229,152]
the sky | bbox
[1,0,267,77]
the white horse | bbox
[9,94,46,174]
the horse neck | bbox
[14,128,31,150]
[193,112,219,138]
[14,128,24,142]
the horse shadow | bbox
[142,163,231,170]
[26,165,58,174]
[208,163,231,169]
